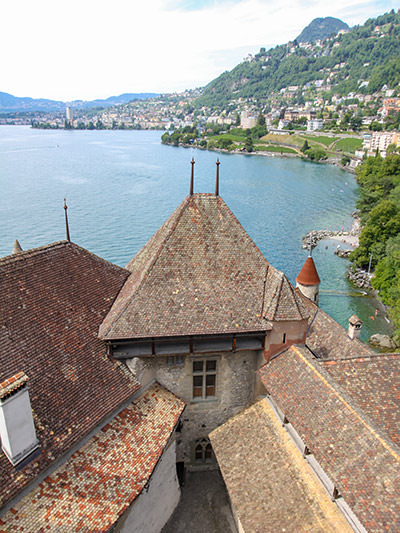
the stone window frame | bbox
[193,437,215,465]
[192,357,218,400]
[166,355,185,367]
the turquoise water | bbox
[0,126,391,340]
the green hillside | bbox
[195,10,400,109]
[296,17,349,43]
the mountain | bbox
[296,17,349,43]
[0,92,65,113]
[195,10,400,109]
[71,93,160,109]
[0,92,159,113]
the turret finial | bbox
[190,158,195,196]
[64,198,71,242]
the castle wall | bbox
[127,349,259,468]
[114,439,180,533]
[263,319,308,362]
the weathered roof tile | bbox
[100,194,307,340]
[0,241,138,508]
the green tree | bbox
[351,200,400,267]
[257,111,266,127]
[245,131,254,152]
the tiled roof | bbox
[260,345,400,531]
[321,353,400,446]
[0,242,138,508]
[1,384,185,532]
[296,256,321,286]
[210,398,352,533]
[0,372,28,400]
[299,291,374,359]
[100,194,307,340]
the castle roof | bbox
[2,383,185,531]
[210,398,352,532]
[296,256,321,286]
[259,345,400,531]
[99,194,308,341]
[0,241,137,508]
[299,291,374,359]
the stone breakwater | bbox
[301,229,355,250]
[346,265,373,290]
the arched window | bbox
[193,438,215,464]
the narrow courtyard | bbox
[162,470,237,533]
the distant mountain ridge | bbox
[0,91,160,113]
[296,17,349,43]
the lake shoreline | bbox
[165,141,356,174]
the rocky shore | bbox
[346,265,373,290]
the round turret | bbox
[296,256,321,305]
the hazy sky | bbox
[2,0,397,101]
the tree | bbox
[245,131,254,152]
[257,111,266,127]
[301,140,310,153]
[351,200,400,267]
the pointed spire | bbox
[190,158,195,196]
[215,159,220,196]
[12,240,23,254]
[64,198,71,242]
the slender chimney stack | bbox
[348,315,362,340]
[0,372,39,465]
[190,158,195,196]
[215,159,220,196]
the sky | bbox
[2,0,398,101]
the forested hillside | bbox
[350,154,400,342]
[296,17,349,43]
[195,10,400,109]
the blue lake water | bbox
[0,126,391,340]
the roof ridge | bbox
[0,240,129,276]
[320,352,400,363]
[285,275,306,320]
[290,345,400,461]
[99,197,191,338]
[0,241,69,266]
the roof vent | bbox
[348,315,362,340]
[0,372,39,465]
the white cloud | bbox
[1,0,397,100]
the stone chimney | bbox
[348,315,362,340]
[0,372,39,465]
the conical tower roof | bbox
[296,256,321,286]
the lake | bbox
[0,126,391,340]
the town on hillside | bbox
[2,10,400,167]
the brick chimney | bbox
[0,372,39,465]
[348,315,362,340]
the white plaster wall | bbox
[115,440,180,533]
[0,388,38,464]
[296,282,319,304]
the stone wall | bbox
[127,350,259,468]
[115,440,180,533]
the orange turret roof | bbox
[296,256,321,286]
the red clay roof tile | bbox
[0,241,139,508]
[100,194,307,340]
[296,256,321,286]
